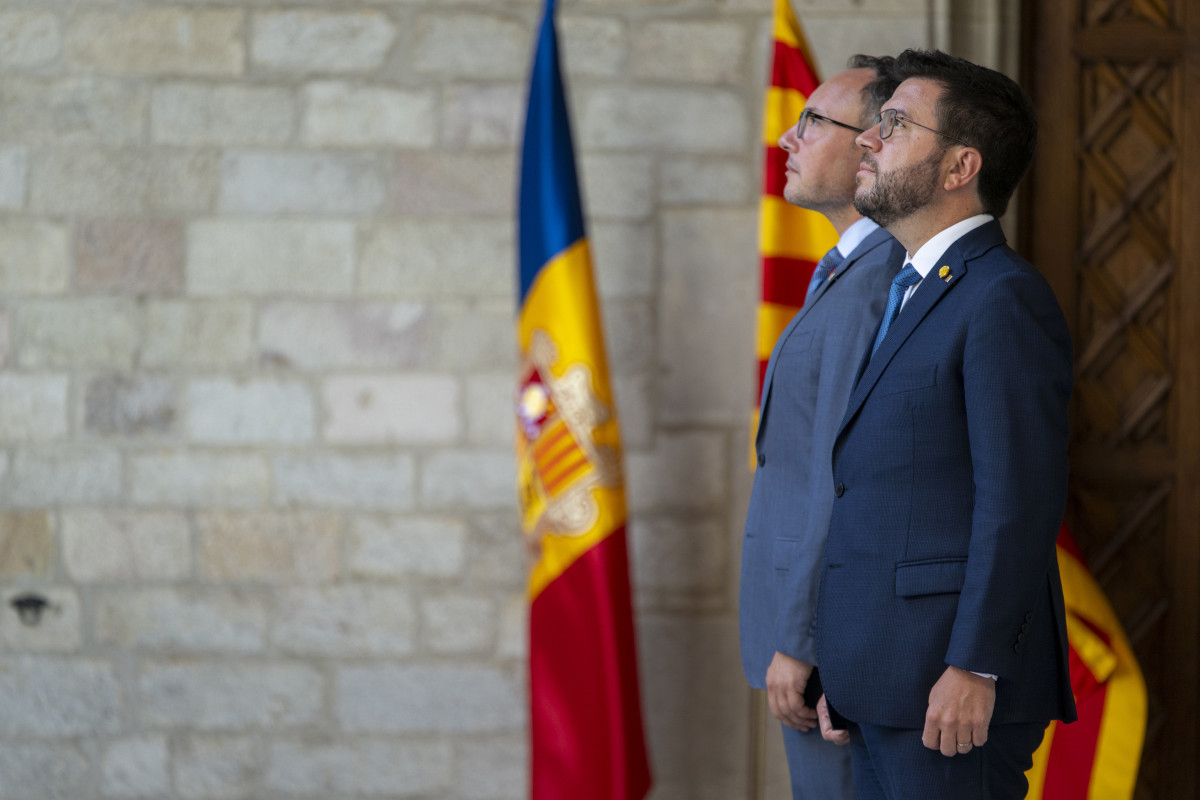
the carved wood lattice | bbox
[1037,0,1191,796]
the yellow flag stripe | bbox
[764,86,808,144]
[541,449,586,487]
[772,0,799,47]
[535,427,575,462]
[748,408,761,471]
[1064,614,1117,682]
[545,459,590,493]
[1024,720,1055,800]
[1091,657,1147,798]
[757,302,801,359]
[760,195,838,260]
[539,437,585,475]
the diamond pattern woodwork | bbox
[1026,0,1198,795]
[1085,0,1174,26]
[1076,44,1176,800]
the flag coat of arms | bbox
[516,2,652,798]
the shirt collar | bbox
[835,217,880,262]
[906,214,993,279]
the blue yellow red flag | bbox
[516,2,652,798]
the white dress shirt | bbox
[898,213,993,312]
[836,216,881,262]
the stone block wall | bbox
[0,0,1013,797]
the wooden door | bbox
[1022,0,1200,795]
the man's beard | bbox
[853,149,943,227]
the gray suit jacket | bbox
[739,225,905,687]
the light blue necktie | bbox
[804,247,841,303]
[870,263,922,357]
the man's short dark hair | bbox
[847,54,900,129]
[890,49,1036,218]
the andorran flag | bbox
[515,2,652,798]
[754,0,838,433]
[1025,524,1147,798]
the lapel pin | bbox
[938,265,952,283]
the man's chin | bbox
[783,189,812,209]
[853,198,887,226]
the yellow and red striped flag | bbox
[516,1,651,798]
[1026,524,1147,798]
[753,0,838,435]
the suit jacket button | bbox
[834,483,845,497]
[1013,643,1022,653]
[1025,612,1033,622]
[1017,631,1026,643]
[757,453,766,467]
[1021,622,1030,632]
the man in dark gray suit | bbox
[739,55,905,799]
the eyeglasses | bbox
[796,109,864,139]
[874,108,974,148]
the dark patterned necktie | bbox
[804,247,842,303]
[870,263,921,357]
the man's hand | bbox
[817,693,849,745]
[765,651,818,731]
[922,665,996,756]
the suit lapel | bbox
[757,305,807,439]
[838,220,1007,437]
[807,227,894,307]
[757,228,896,444]
[845,257,963,417]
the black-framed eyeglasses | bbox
[874,108,974,148]
[796,109,864,139]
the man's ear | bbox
[943,147,982,192]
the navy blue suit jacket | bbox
[814,220,1078,729]
[740,226,905,687]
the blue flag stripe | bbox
[518,0,585,307]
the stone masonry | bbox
[0,0,1014,797]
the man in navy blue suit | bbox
[739,56,904,799]
[812,49,1077,799]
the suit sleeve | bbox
[772,507,828,665]
[945,269,1073,678]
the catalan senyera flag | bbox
[753,0,838,436]
[515,2,652,798]
[1026,524,1147,798]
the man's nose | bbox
[778,123,799,152]
[855,124,882,151]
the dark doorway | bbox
[1021,1,1200,796]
